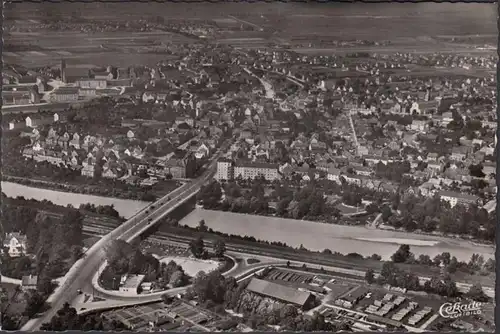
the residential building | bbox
[410,120,428,132]
[164,152,197,179]
[327,167,342,183]
[3,232,27,257]
[450,147,470,161]
[438,190,480,208]
[215,158,233,181]
[21,275,38,291]
[233,160,280,181]
[2,89,39,105]
[81,157,96,177]
[119,274,145,294]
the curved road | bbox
[21,142,230,331]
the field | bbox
[4,31,187,67]
[4,2,496,68]
[4,27,192,67]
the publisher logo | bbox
[439,301,483,318]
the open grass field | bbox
[159,256,220,277]
[4,29,188,67]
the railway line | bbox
[82,221,495,298]
[81,224,423,275]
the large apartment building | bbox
[216,159,280,181]
[215,158,233,181]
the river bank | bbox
[178,209,495,263]
[2,175,180,203]
[1,181,149,219]
[1,182,494,263]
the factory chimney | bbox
[60,59,66,83]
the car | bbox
[150,205,155,209]
[77,289,82,294]
[167,196,171,201]
[145,210,149,214]
[148,218,153,224]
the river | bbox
[1,181,149,219]
[179,209,495,263]
[2,182,494,262]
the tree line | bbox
[365,245,492,302]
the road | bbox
[243,67,275,99]
[81,227,496,299]
[227,15,264,32]
[367,213,383,229]
[78,233,494,310]
[21,141,231,331]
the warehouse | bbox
[245,278,317,310]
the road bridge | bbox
[21,142,230,331]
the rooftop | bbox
[438,190,479,202]
[121,274,146,289]
[246,277,313,307]
[234,160,278,170]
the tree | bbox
[197,219,208,232]
[169,270,187,288]
[467,283,489,302]
[380,262,398,285]
[189,237,205,259]
[381,205,392,222]
[391,244,412,263]
[24,291,46,318]
[365,269,375,284]
[213,239,226,258]
[483,258,495,272]
[161,293,175,304]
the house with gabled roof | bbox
[3,232,27,257]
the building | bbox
[21,275,38,291]
[163,152,197,179]
[233,160,280,181]
[77,79,107,89]
[438,190,480,208]
[119,274,146,294]
[410,120,428,132]
[3,232,27,257]
[450,147,470,161]
[327,167,342,183]
[60,59,67,83]
[215,158,233,181]
[2,89,39,105]
[50,87,79,102]
[245,278,317,310]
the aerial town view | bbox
[0,1,497,333]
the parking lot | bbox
[264,267,315,284]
